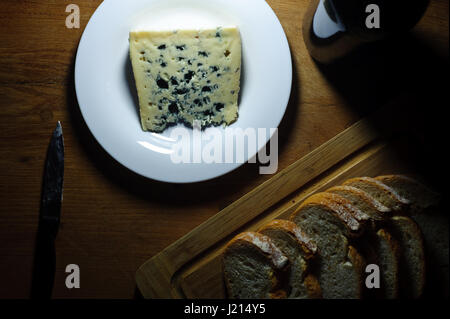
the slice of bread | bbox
[222,174,443,299]
[375,175,440,213]
[290,193,367,298]
[375,175,447,298]
[222,232,289,299]
[370,228,400,299]
[386,216,426,298]
[343,177,426,298]
[258,219,322,298]
[342,177,410,212]
[326,186,400,299]
[326,185,391,221]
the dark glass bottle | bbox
[303,0,430,63]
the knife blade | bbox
[30,121,64,299]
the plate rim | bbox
[74,0,293,184]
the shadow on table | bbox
[312,30,449,193]
[278,42,301,157]
[312,28,449,299]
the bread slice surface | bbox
[326,185,400,298]
[258,219,321,298]
[222,232,289,299]
[387,216,426,298]
[375,175,447,297]
[290,193,367,298]
[343,177,410,212]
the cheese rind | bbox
[129,27,242,132]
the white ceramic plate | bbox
[75,0,292,183]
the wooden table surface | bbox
[0,0,448,298]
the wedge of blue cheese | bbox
[129,27,241,132]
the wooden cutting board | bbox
[135,107,420,298]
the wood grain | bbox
[0,0,448,298]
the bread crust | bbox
[223,232,290,299]
[375,175,441,210]
[387,216,426,298]
[375,228,401,299]
[294,192,368,236]
[326,185,391,220]
[343,177,411,211]
[258,220,322,299]
[347,245,366,299]
[224,232,288,270]
[258,219,317,259]
[303,273,322,299]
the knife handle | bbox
[30,222,56,299]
